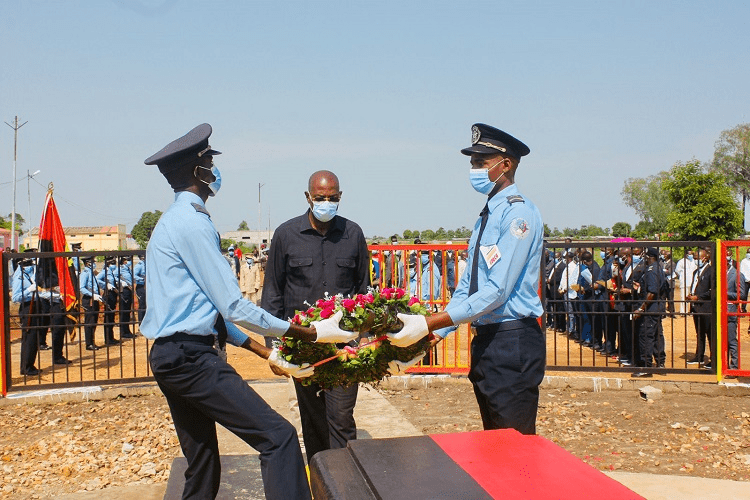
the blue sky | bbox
[2,0,749,238]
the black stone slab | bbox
[164,455,266,500]
[310,436,493,500]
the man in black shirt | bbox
[262,170,370,462]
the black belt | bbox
[155,332,216,346]
[474,317,539,336]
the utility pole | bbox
[27,169,41,243]
[258,182,265,238]
[5,116,28,250]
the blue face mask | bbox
[469,168,495,195]
[632,255,642,265]
[687,254,694,262]
[619,257,627,266]
[600,251,606,260]
[197,165,221,196]
[312,201,338,222]
[421,254,430,265]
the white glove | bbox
[311,310,357,343]
[387,313,429,347]
[388,352,425,375]
[268,348,315,379]
[93,294,102,302]
[26,284,37,293]
[107,283,115,291]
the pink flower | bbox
[292,314,301,325]
[408,296,420,307]
[361,294,374,304]
[396,288,406,299]
[306,307,316,315]
[381,289,393,299]
[320,306,335,319]
[316,299,326,308]
[342,299,356,312]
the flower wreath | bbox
[278,287,432,389]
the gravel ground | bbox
[1,380,749,499]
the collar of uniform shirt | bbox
[485,183,519,213]
[299,209,346,235]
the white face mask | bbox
[312,200,338,222]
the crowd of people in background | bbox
[545,242,750,377]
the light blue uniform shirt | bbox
[133,260,146,286]
[79,265,101,297]
[11,264,36,304]
[409,260,441,301]
[437,184,544,338]
[97,264,119,289]
[140,191,289,343]
[119,262,134,287]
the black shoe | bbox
[703,363,713,371]
[105,339,120,345]
[39,344,51,351]
[21,367,41,376]
[581,341,592,348]
[54,357,72,365]
[631,372,653,378]
[86,344,100,351]
[120,333,136,339]
[686,358,701,365]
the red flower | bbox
[306,307,316,315]
[316,299,326,308]
[292,314,301,325]
[361,294,374,304]
[320,306,335,319]
[381,288,393,299]
[408,296,420,306]
[342,299,356,312]
[396,288,406,299]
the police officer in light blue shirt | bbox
[133,256,146,325]
[142,123,353,500]
[12,255,41,375]
[79,256,102,350]
[387,123,545,435]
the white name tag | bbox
[481,245,501,269]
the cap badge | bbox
[471,125,481,145]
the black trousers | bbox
[81,296,100,346]
[103,291,118,342]
[135,284,146,325]
[18,301,39,374]
[39,299,67,361]
[693,310,713,362]
[638,313,661,367]
[293,379,359,462]
[469,318,546,435]
[150,336,310,500]
[119,287,133,335]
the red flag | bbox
[36,188,78,326]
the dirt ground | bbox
[1,375,749,499]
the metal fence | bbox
[2,250,150,392]
[3,240,748,393]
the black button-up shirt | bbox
[261,211,370,321]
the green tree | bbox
[131,210,163,249]
[621,171,672,232]
[220,238,237,251]
[611,222,631,237]
[434,227,447,240]
[663,159,743,240]
[237,220,249,230]
[402,229,413,240]
[710,123,750,229]
[543,223,551,237]
[420,229,435,241]
[631,220,658,240]
[0,213,26,235]
[578,225,607,238]
[455,226,472,239]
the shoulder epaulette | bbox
[507,195,525,204]
[191,203,211,217]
